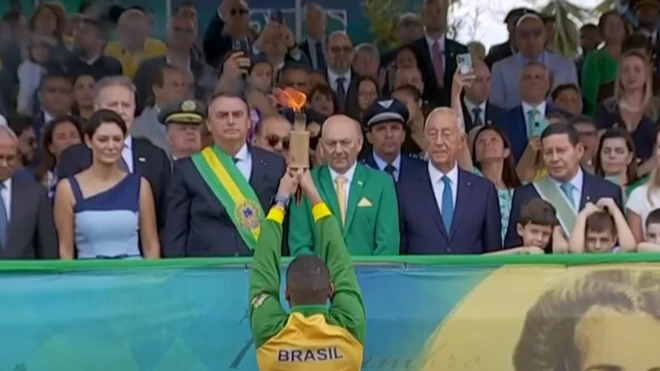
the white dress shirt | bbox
[463,97,486,125]
[329,162,357,209]
[122,135,134,173]
[425,33,446,69]
[1,178,11,221]
[548,168,584,210]
[44,111,55,125]
[428,161,459,214]
[327,68,351,94]
[522,100,546,136]
[233,144,253,181]
[166,53,192,73]
[373,153,402,181]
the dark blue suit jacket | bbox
[361,153,427,183]
[162,146,286,257]
[503,171,624,248]
[460,100,507,132]
[398,167,502,254]
[495,105,565,163]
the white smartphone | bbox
[456,53,472,74]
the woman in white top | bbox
[626,126,660,242]
[17,34,53,114]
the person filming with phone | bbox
[252,18,311,72]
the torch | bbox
[277,88,309,202]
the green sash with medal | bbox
[532,176,577,236]
[191,146,265,250]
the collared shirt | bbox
[327,68,351,94]
[329,162,357,209]
[232,143,253,181]
[307,37,323,69]
[166,53,191,73]
[123,135,134,173]
[428,161,458,214]
[518,50,547,66]
[373,152,402,182]
[44,111,55,125]
[425,33,446,69]
[1,178,11,221]
[463,97,486,125]
[82,54,101,66]
[521,100,546,136]
[548,168,584,209]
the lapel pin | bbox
[586,196,591,201]
[138,157,146,163]
[466,181,471,187]
[357,180,363,186]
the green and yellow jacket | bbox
[249,202,366,371]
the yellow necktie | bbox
[335,175,347,224]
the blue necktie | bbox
[0,183,9,249]
[441,176,454,231]
[560,183,575,208]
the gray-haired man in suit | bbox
[0,125,57,259]
[491,13,578,109]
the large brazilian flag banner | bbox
[1,254,660,370]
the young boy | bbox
[569,198,636,253]
[490,198,560,255]
[637,208,660,251]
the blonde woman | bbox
[626,126,660,242]
[594,50,660,177]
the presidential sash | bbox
[532,176,577,236]
[191,146,265,250]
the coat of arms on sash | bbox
[234,199,264,230]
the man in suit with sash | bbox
[504,122,623,248]
[163,89,286,257]
[288,115,399,256]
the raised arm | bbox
[249,169,300,349]
[299,170,366,345]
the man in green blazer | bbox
[289,115,400,256]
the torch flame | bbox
[277,87,307,112]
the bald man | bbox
[459,59,506,131]
[288,115,400,256]
[0,126,57,259]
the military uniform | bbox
[157,99,207,127]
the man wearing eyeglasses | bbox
[254,115,291,157]
[491,13,578,109]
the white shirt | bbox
[327,68,351,94]
[425,33,446,69]
[463,97,486,125]
[548,168,584,210]
[123,136,134,173]
[233,144,253,181]
[44,111,55,125]
[428,161,458,214]
[329,162,357,209]
[373,153,401,182]
[627,183,660,234]
[0,178,11,221]
[166,53,192,73]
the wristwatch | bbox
[273,193,290,208]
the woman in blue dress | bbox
[53,109,160,259]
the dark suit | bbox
[460,100,507,132]
[361,153,427,183]
[133,56,215,115]
[410,36,468,107]
[484,41,514,69]
[2,175,57,259]
[56,139,171,228]
[163,146,286,257]
[504,171,624,248]
[299,38,326,71]
[398,167,502,254]
[495,104,567,163]
[325,69,359,113]
[45,49,122,81]
[202,14,244,68]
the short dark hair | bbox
[152,64,180,89]
[2,9,23,25]
[39,71,72,92]
[209,88,249,111]
[39,115,83,174]
[646,209,660,228]
[81,17,110,40]
[622,34,652,54]
[569,114,597,129]
[580,23,598,32]
[597,11,621,34]
[540,121,580,147]
[585,211,616,235]
[518,198,558,227]
[392,84,422,102]
[85,109,128,138]
[286,255,331,305]
[8,114,33,137]
[278,63,310,85]
[551,83,580,101]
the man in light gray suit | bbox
[491,13,578,109]
[132,64,187,157]
[0,125,57,259]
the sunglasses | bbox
[267,135,289,150]
[230,8,249,16]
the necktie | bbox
[335,175,347,225]
[336,77,347,112]
[527,108,540,138]
[431,40,444,88]
[472,107,483,127]
[233,157,238,163]
[384,164,396,180]
[0,183,9,249]
[560,183,575,209]
[440,175,454,232]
